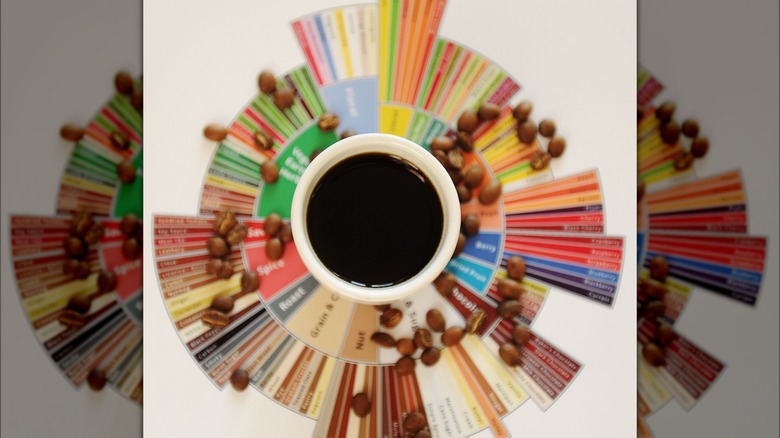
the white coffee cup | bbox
[290,133,461,305]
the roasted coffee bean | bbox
[548,136,566,158]
[215,261,233,279]
[265,237,284,260]
[123,237,141,260]
[447,149,464,170]
[203,124,228,142]
[414,328,434,350]
[395,356,416,375]
[456,131,474,152]
[370,332,396,348]
[87,369,107,391]
[426,309,446,333]
[230,368,250,391]
[241,270,260,293]
[380,307,403,328]
[207,236,230,258]
[117,160,137,184]
[351,392,371,417]
[643,300,666,321]
[340,129,358,139]
[642,278,669,300]
[691,137,709,158]
[499,343,523,367]
[274,87,295,110]
[374,304,391,312]
[517,120,537,144]
[457,109,479,133]
[131,89,143,113]
[310,148,324,161]
[441,326,465,347]
[432,149,450,169]
[506,256,526,281]
[660,120,681,145]
[110,131,130,150]
[318,113,340,132]
[513,101,533,122]
[456,185,471,203]
[538,119,557,138]
[70,211,94,237]
[638,180,646,201]
[448,168,464,185]
[478,103,501,120]
[403,411,427,433]
[655,324,677,346]
[213,210,237,236]
[202,309,230,327]
[67,294,92,314]
[83,222,105,246]
[642,343,666,367]
[497,277,525,300]
[433,271,456,296]
[681,119,700,138]
[114,71,134,95]
[260,160,280,183]
[413,430,432,438]
[63,259,80,276]
[420,347,440,366]
[673,151,694,170]
[452,233,466,258]
[464,165,485,189]
[430,136,455,152]
[253,129,274,150]
[58,309,86,328]
[64,237,87,259]
[497,299,522,320]
[465,309,487,334]
[530,151,552,170]
[396,338,417,356]
[478,180,502,205]
[656,101,676,123]
[73,261,92,279]
[121,213,140,236]
[649,255,669,282]
[462,213,480,236]
[512,324,532,346]
[97,270,118,294]
[211,295,235,313]
[258,70,277,94]
[206,258,224,275]
[226,223,248,245]
[278,223,293,243]
[60,124,84,142]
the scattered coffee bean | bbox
[404,411,428,434]
[73,261,92,279]
[414,328,434,350]
[643,300,666,321]
[456,131,475,152]
[70,211,94,237]
[681,119,700,138]
[340,129,358,139]
[216,260,234,280]
[67,294,92,314]
[655,101,676,123]
[430,136,455,152]
[206,258,224,275]
[121,239,139,261]
[512,325,532,346]
[496,277,525,300]
[433,271,456,296]
[414,430,432,438]
[64,237,87,259]
[499,343,523,367]
[380,307,403,328]
[253,129,274,150]
[278,223,293,243]
[310,148,324,161]
[396,338,417,356]
[530,151,552,170]
[649,255,669,282]
[204,124,228,142]
[395,356,416,375]
[638,180,646,201]
[370,332,396,348]
[432,149,450,169]
[266,237,284,260]
[207,236,230,258]
[465,309,487,334]
[260,160,280,183]
[213,210,237,236]
[478,179,502,205]
[230,369,250,391]
[87,369,107,391]
[226,223,248,245]
[655,324,677,346]
[452,233,466,258]
[60,124,84,142]
[642,278,669,300]
[58,309,86,328]
[538,119,557,138]
[497,299,522,320]
[642,343,666,367]
[691,137,709,158]
[420,347,440,366]
[464,165,485,189]
[426,309,446,333]
[131,89,143,113]
[441,326,465,347]
[258,70,277,94]
[351,392,371,417]
[62,259,80,276]
[110,131,130,150]
[97,270,118,294]
[456,185,471,203]
[517,120,537,144]
[318,113,340,132]
[114,71,134,95]
[447,149,464,170]
[660,120,681,145]
[506,256,526,281]
[211,295,235,313]
[513,101,533,122]
[448,168,464,185]
[241,270,260,293]
[202,309,230,328]
[83,222,105,246]
[548,136,566,158]
[116,159,137,184]
[673,151,694,170]
[462,213,480,236]
[457,109,479,133]
[478,103,500,120]
[374,304,391,312]
[121,213,140,237]
[274,87,295,110]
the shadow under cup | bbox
[291,134,461,305]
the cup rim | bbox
[290,133,460,305]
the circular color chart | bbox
[153,3,625,437]
[8,73,143,404]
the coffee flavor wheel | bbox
[153,2,626,436]
[636,67,768,437]
[8,73,143,404]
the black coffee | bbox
[306,153,444,288]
